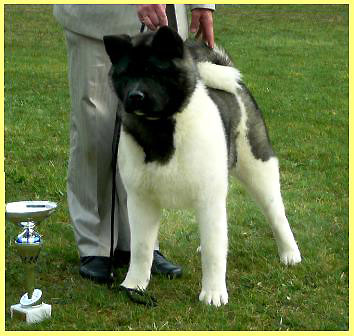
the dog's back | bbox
[186,40,274,168]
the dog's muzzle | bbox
[125,90,145,112]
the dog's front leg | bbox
[197,200,229,307]
[121,195,160,291]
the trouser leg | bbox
[65,29,130,257]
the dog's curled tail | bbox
[186,39,243,95]
[197,61,243,95]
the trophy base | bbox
[10,303,51,324]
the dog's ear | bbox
[103,34,132,64]
[152,26,184,59]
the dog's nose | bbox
[125,90,145,112]
[128,91,145,104]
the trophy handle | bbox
[20,263,43,306]
[20,289,42,307]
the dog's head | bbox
[104,26,197,121]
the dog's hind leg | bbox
[234,150,301,266]
[121,195,160,290]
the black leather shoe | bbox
[79,256,114,284]
[151,250,182,279]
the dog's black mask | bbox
[104,26,195,120]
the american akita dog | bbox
[103,26,301,307]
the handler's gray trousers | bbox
[65,30,132,257]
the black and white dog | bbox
[103,26,301,307]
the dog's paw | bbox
[279,246,301,266]
[121,275,149,291]
[196,246,201,253]
[199,288,228,307]
[119,285,157,307]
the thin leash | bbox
[109,21,158,307]
[109,21,146,283]
[109,104,120,283]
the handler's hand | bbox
[136,5,167,31]
[190,9,214,48]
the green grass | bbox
[4,4,349,331]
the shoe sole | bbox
[79,270,114,284]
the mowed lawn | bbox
[4,5,349,331]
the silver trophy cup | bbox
[6,201,57,323]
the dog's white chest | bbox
[118,83,229,209]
